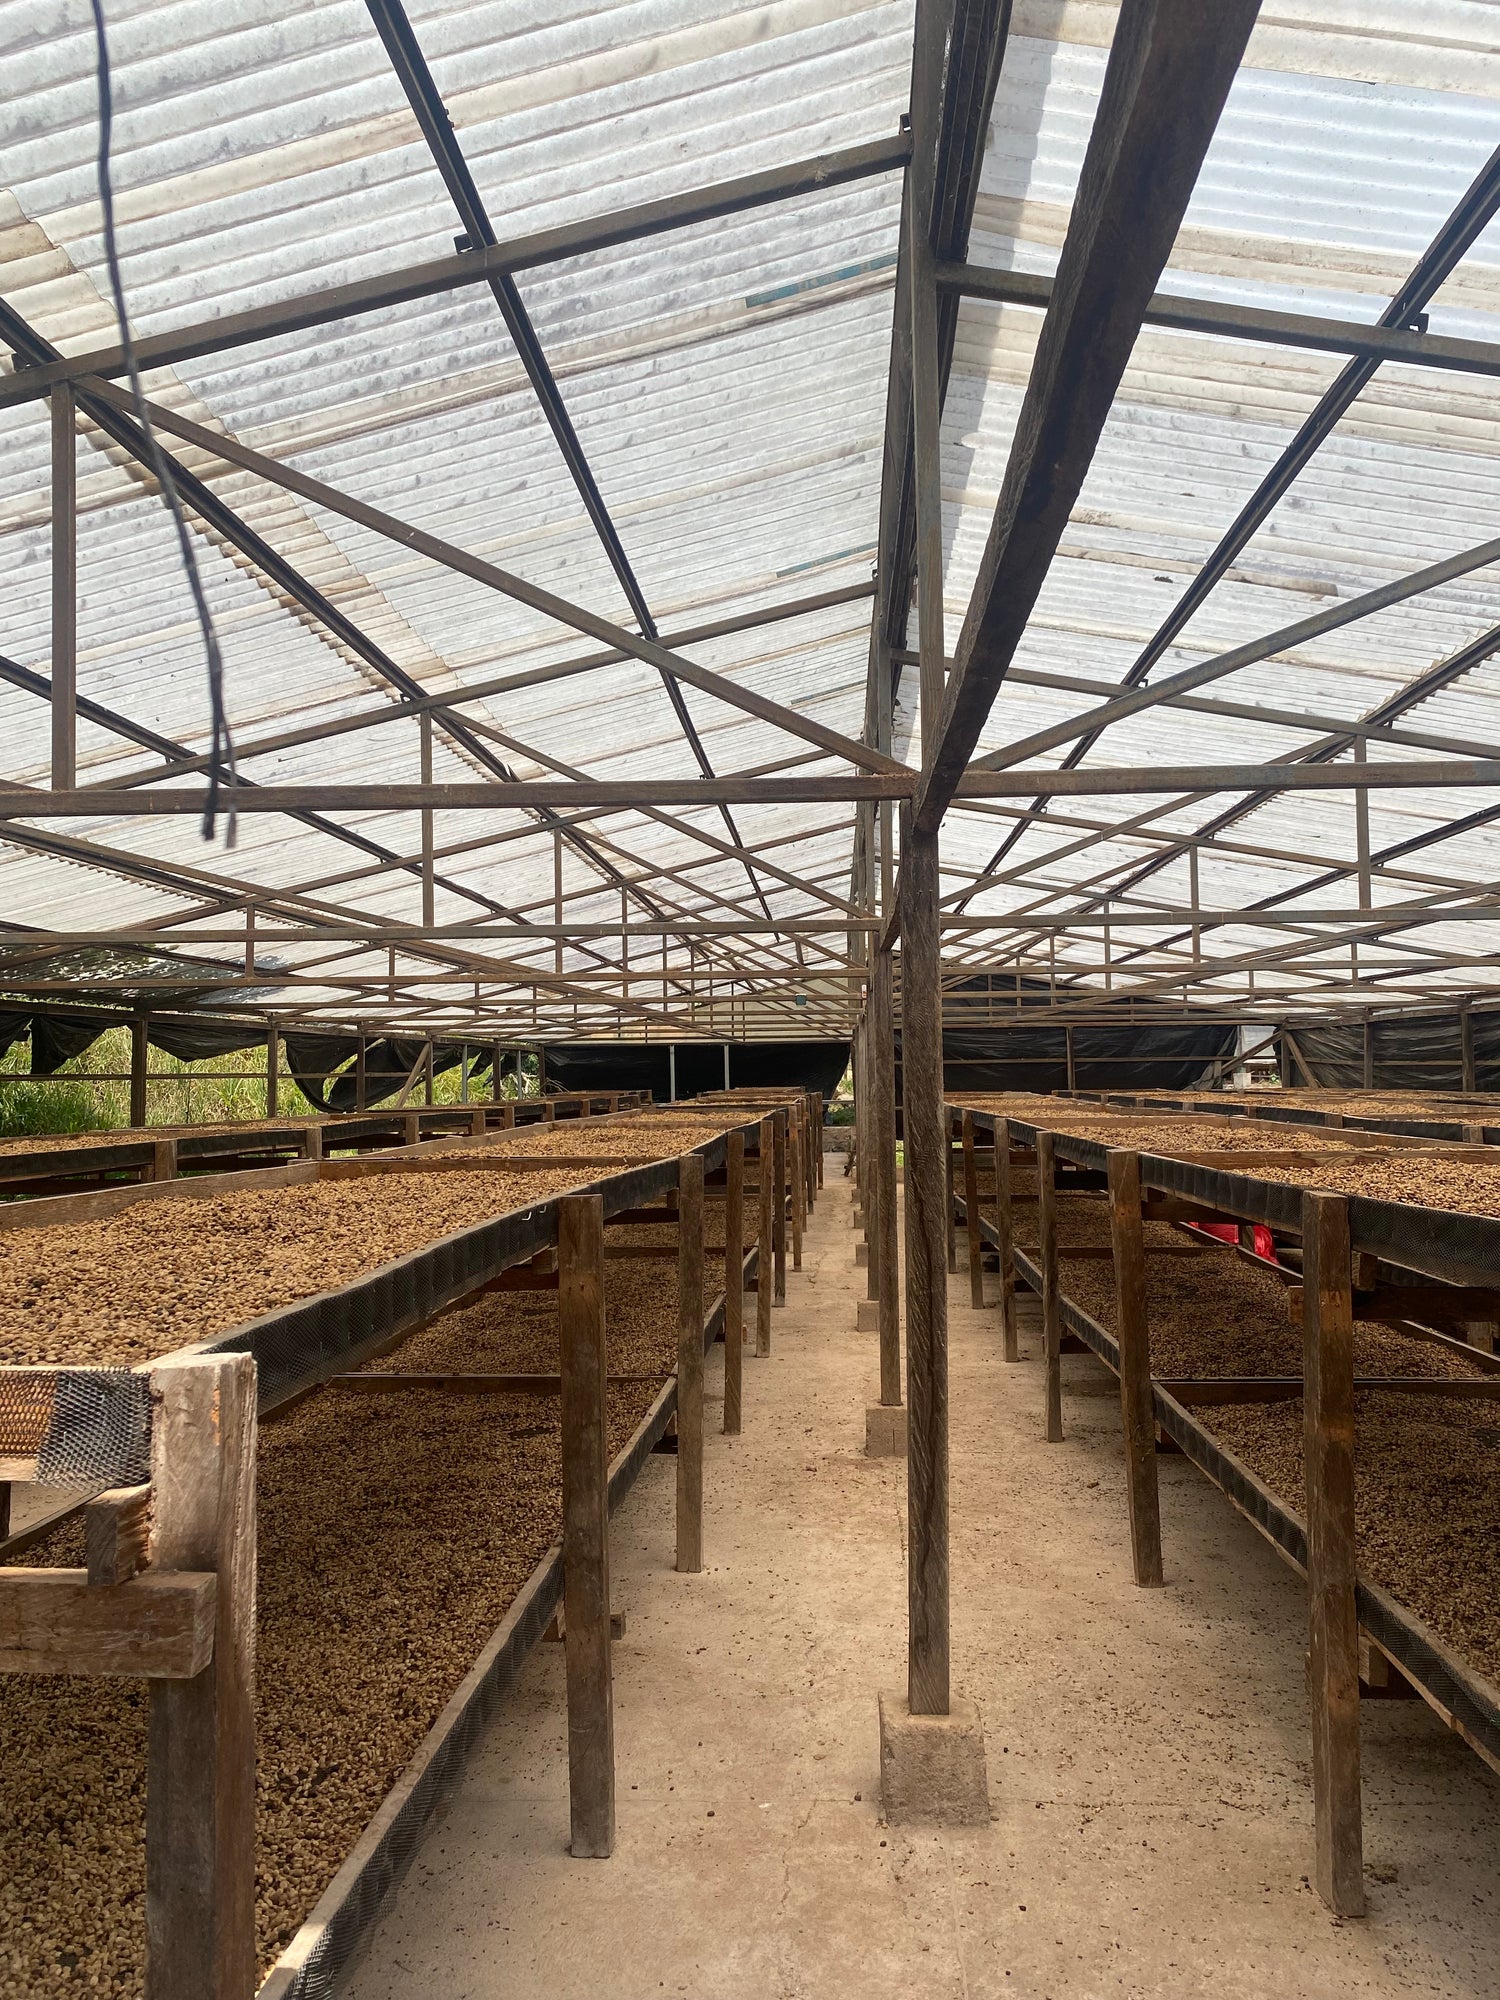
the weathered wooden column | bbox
[723,1129,745,1437]
[756,1117,774,1357]
[265,1023,279,1120]
[772,1110,788,1304]
[146,1352,257,2000]
[1036,1129,1063,1443]
[130,1014,150,1130]
[558,1192,614,1858]
[994,1117,1019,1363]
[901,825,949,1714]
[355,1032,368,1113]
[961,1111,985,1309]
[790,1112,805,1271]
[1302,1190,1364,1916]
[1106,1150,1162,1586]
[676,1151,705,1573]
[872,945,902,1411]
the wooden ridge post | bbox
[676,1151,705,1573]
[815,1093,825,1189]
[1106,1150,1162,1586]
[265,1024,279,1120]
[773,1110,788,1304]
[559,1192,614,1858]
[995,1118,1019,1364]
[146,1352,257,2000]
[757,1117,774,1356]
[724,1129,744,1436]
[1037,1130,1063,1443]
[1302,1190,1364,1916]
[961,1111,984,1309]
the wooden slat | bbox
[85,1483,153,1587]
[0,1567,214,1677]
[146,1352,257,2000]
[676,1153,705,1574]
[1303,1191,1365,1917]
[772,1111,788,1304]
[559,1192,614,1859]
[1107,1151,1162,1587]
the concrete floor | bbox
[345,1168,1500,2000]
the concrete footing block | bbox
[865,1403,907,1457]
[854,1241,869,1267]
[856,1299,879,1333]
[878,1690,990,1825]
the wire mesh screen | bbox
[0,1367,151,1487]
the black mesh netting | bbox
[0,1367,151,1486]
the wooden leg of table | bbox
[773,1111,788,1304]
[791,1116,804,1271]
[559,1193,614,1859]
[1037,1130,1063,1443]
[724,1131,744,1437]
[945,1117,959,1275]
[995,1119,1019,1363]
[1107,1150,1162,1586]
[757,1118,774,1356]
[145,1353,257,2000]
[677,1152,705,1574]
[962,1111,984,1309]
[1303,1190,1364,1917]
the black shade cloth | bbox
[144,1016,268,1062]
[537,1040,850,1104]
[911,1020,1237,1096]
[1282,1010,1500,1092]
[285,1033,493,1112]
[0,1010,29,1062]
[29,1007,119,1075]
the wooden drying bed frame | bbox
[0,1091,649,1203]
[0,1095,816,2000]
[949,1102,1500,1923]
[1056,1086,1499,1150]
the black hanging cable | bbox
[89,0,237,843]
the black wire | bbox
[89,0,237,845]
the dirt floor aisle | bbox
[344,1168,1500,1999]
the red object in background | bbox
[1189,1221,1278,1261]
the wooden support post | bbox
[815,1092,825,1189]
[1037,1130,1063,1443]
[1302,1190,1365,1917]
[146,1353,257,2000]
[724,1129,744,1436]
[961,1111,984,1309]
[493,1042,505,1103]
[791,1112,805,1271]
[995,1118,1019,1363]
[872,949,902,1407]
[1106,1150,1162,1586]
[558,1192,614,1859]
[131,1014,150,1130]
[1461,1000,1476,1095]
[265,1024,279,1120]
[424,1039,435,1108]
[1361,1016,1374,1093]
[756,1117,774,1357]
[676,1151,705,1573]
[901,824,949,1714]
[773,1110,788,1304]
[944,1113,959,1274]
[150,1138,178,1183]
[51,384,76,791]
[355,1033,367,1113]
